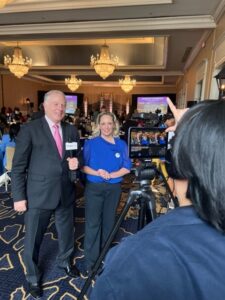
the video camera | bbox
[128,127,168,182]
[128,127,168,160]
[131,112,159,127]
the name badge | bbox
[65,142,78,150]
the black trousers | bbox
[84,182,121,270]
[23,203,74,284]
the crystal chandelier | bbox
[4,46,32,78]
[0,0,13,9]
[90,43,119,79]
[65,75,82,92]
[119,75,136,93]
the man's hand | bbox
[166,98,189,132]
[67,157,79,170]
[14,200,27,212]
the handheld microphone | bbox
[67,138,78,183]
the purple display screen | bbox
[137,96,168,114]
[65,95,78,114]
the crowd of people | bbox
[3,90,224,299]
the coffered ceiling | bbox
[0,0,224,89]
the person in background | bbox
[1,123,20,169]
[90,99,225,300]
[0,106,7,120]
[120,112,138,143]
[11,90,82,299]
[30,102,45,120]
[82,112,131,275]
[100,105,107,113]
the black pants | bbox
[84,182,121,270]
[23,203,74,284]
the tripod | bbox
[78,178,159,300]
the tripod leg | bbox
[144,189,157,223]
[78,191,140,300]
[157,164,179,208]
[137,198,147,230]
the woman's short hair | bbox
[172,100,225,232]
[92,112,120,137]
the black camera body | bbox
[134,160,157,181]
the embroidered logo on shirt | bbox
[115,152,120,158]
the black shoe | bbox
[64,264,80,278]
[27,282,42,299]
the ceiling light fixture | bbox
[119,75,136,93]
[4,46,32,78]
[90,43,119,80]
[0,0,13,9]
[65,75,82,92]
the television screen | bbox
[128,127,168,159]
[137,96,169,114]
[65,95,78,114]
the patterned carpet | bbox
[0,175,169,299]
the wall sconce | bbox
[25,98,30,105]
[215,68,225,100]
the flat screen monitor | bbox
[137,96,169,114]
[128,127,168,159]
[65,94,78,114]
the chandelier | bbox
[0,0,13,9]
[119,75,136,93]
[90,43,119,79]
[65,75,82,92]
[4,46,32,78]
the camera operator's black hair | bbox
[164,145,181,180]
[172,100,225,232]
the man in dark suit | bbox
[11,90,82,299]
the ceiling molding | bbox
[26,75,174,87]
[213,0,225,22]
[29,75,56,83]
[184,30,211,71]
[0,37,156,47]
[0,0,173,13]
[29,65,171,72]
[0,16,216,36]
[13,68,181,79]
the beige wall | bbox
[0,75,46,112]
[177,13,225,104]
[0,73,176,112]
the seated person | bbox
[90,99,225,300]
[1,123,20,169]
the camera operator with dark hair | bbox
[90,99,225,300]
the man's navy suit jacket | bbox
[11,117,82,209]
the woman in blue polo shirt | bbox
[83,111,131,273]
